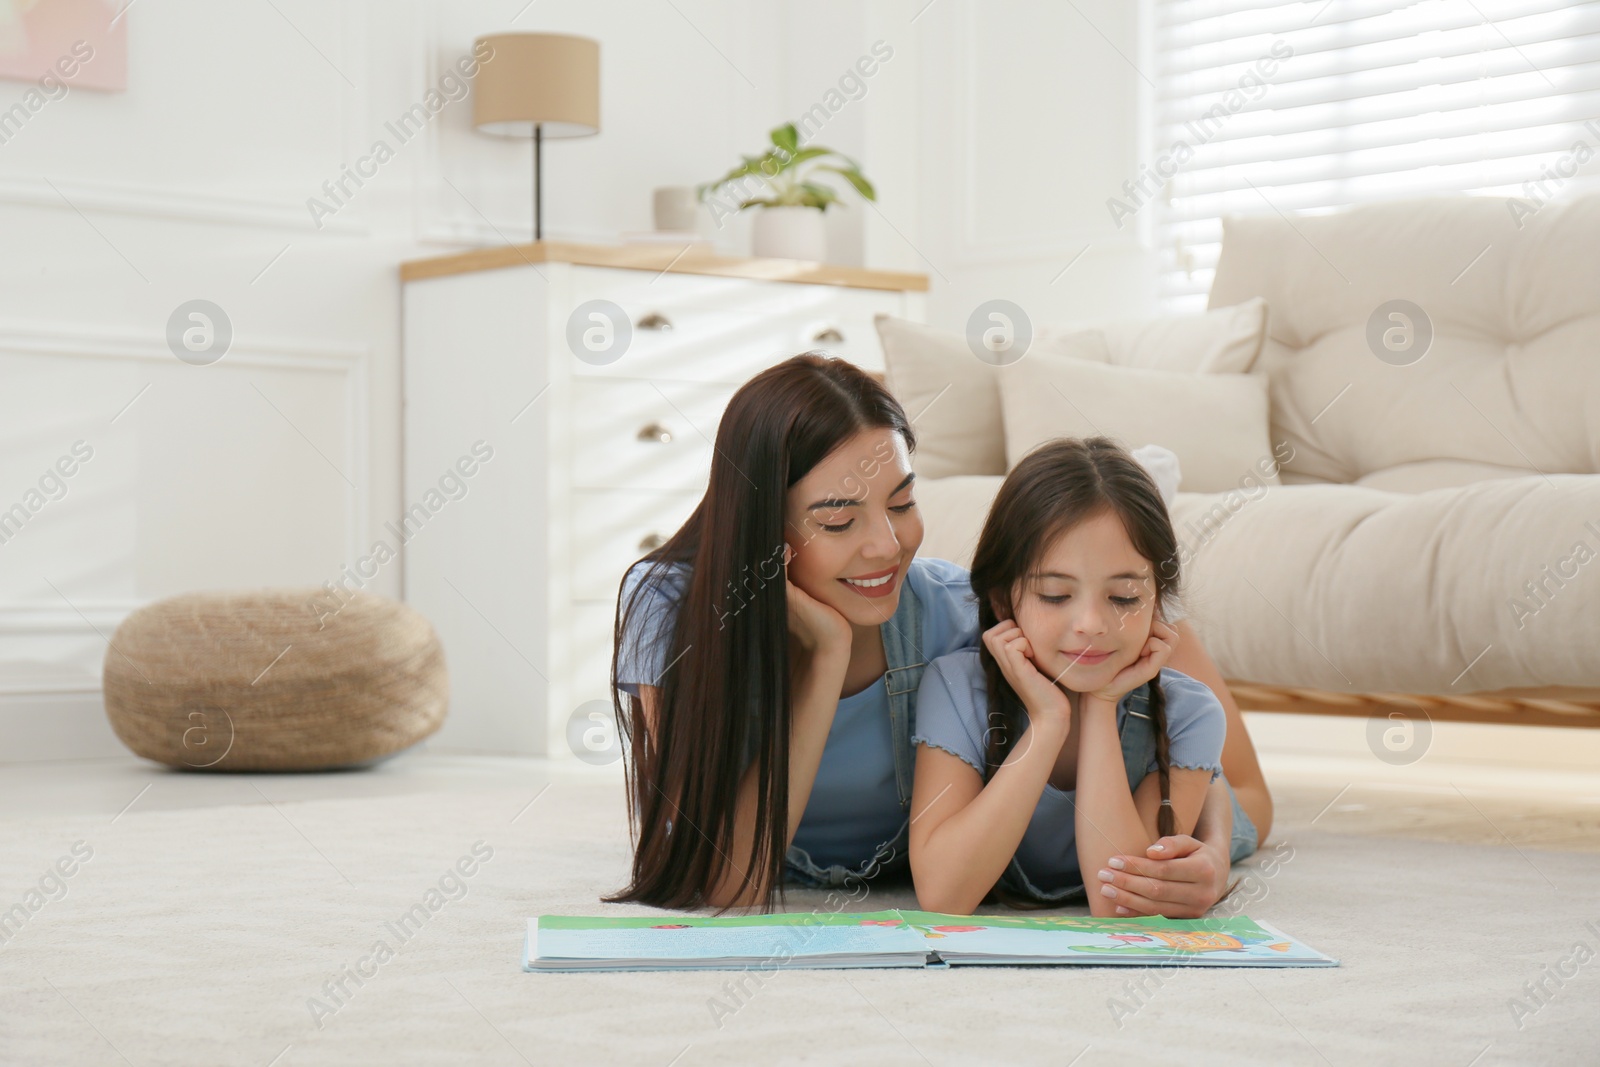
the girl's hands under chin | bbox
[1088,618,1178,704]
[982,619,1070,727]
[783,545,852,657]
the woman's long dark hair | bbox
[967,436,1183,909]
[602,353,916,912]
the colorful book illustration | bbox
[524,909,1339,972]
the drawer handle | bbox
[638,532,667,551]
[812,325,844,344]
[636,422,674,444]
[637,311,673,331]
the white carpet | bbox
[1,764,1596,1066]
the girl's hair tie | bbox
[1160,798,1173,806]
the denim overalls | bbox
[781,579,1259,900]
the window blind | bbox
[1150,0,1600,310]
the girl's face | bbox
[783,427,923,629]
[1004,509,1157,692]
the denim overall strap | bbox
[1124,680,1259,859]
[880,573,926,811]
[1117,680,1160,791]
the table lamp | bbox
[471,32,600,241]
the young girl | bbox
[909,436,1233,915]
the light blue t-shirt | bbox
[614,555,980,870]
[911,649,1226,893]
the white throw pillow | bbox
[875,320,1112,480]
[1075,303,1266,373]
[1129,443,1183,506]
[998,353,1277,494]
[875,297,1267,481]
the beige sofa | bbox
[877,193,1600,729]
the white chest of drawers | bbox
[400,242,926,757]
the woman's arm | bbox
[1073,693,1212,917]
[698,642,851,908]
[630,650,852,908]
[691,565,855,908]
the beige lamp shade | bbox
[472,32,600,138]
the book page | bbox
[891,911,1338,966]
[534,909,930,964]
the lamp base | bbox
[533,125,542,241]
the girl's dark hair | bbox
[602,353,916,912]
[967,436,1182,910]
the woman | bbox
[605,353,1272,913]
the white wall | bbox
[706,0,1162,333]
[0,0,1162,762]
[0,0,800,760]
[856,0,1160,333]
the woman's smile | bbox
[839,563,901,598]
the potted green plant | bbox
[697,122,876,261]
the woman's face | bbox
[783,427,923,629]
[1005,509,1156,692]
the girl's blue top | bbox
[911,650,1226,893]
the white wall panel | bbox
[0,0,788,761]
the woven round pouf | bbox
[103,588,447,771]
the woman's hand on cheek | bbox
[783,545,852,657]
[1088,618,1178,704]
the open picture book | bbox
[524,909,1339,972]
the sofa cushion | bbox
[913,475,1004,567]
[1353,459,1536,493]
[1208,193,1600,484]
[1170,475,1600,694]
[873,318,1077,480]
[1077,296,1268,373]
[875,297,1268,480]
[916,472,1600,695]
[997,353,1276,493]
[914,443,1188,567]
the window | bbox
[1151,0,1600,310]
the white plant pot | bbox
[751,206,827,261]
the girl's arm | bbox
[908,620,1074,915]
[1166,618,1273,845]
[1073,692,1212,917]
[1100,611,1276,915]
[908,717,1070,914]
[1094,612,1260,918]
[1101,777,1233,918]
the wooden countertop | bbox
[400,239,929,292]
